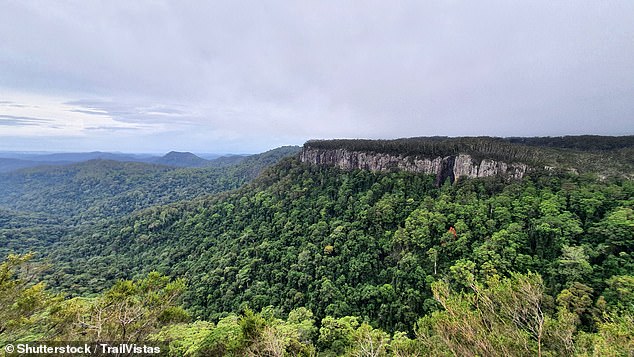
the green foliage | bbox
[421,272,634,356]
[0,147,299,258]
[601,275,634,315]
[506,135,634,151]
[1,259,633,355]
[318,316,359,354]
[1,139,633,355]
[575,313,634,356]
[558,246,593,284]
[557,282,595,329]
[34,157,632,336]
[196,307,318,357]
[0,209,64,258]
[197,315,244,356]
[0,147,299,223]
[420,273,545,356]
[0,254,59,343]
[54,272,188,342]
[151,320,215,356]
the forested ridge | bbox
[0,146,299,258]
[0,146,299,222]
[1,137,633,355]
[306,136,634,177]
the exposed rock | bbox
[300,147,528,184]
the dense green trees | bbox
[56,272,189,342]
[2,254,632,355]
[0,254,59,343]
[34,157,632,338]
[0,147,299,258]
[1,138,632,355]
[0,254,189,344]
[0,147,299,223]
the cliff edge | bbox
[300,146,527,185]
[299,136,634,183]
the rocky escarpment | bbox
[300,147,528,185]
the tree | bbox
[556,282,595,331]
[318,316,359,355]
[419,273,550,356]
[0,253,58,343]
[348,322,389,357]
[558,245,593,285]
[601,275,634,315]
[57,272,188,342]
[150,320,215,356]
[575,313,634,356]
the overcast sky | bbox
[1,1,633,153]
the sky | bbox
[1,1,633,154]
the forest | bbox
[0,146,299,258]
[1,136,633,356]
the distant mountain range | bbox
[0,146,301,226]
[0,150,250,173]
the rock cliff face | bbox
[300,147,528,185]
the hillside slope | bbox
[0,146,299,221]
[45,153,633,333]
[0,146,300,257]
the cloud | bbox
[0,114,54,126]
[0,92,150,140]
[64,100,195,125]
[83,126,141,131]
[67,109,110,116]
[0,100,31,108]
[0,1,633,152]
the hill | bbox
[0,150,257,172]
[0,158,62,173]
[0,146,299,220]
[0,151,153,172]
[0,146,300,257]
[153,151,211,167]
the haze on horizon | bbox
[1,1,633,154]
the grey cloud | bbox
[0,114,53,126]
[1,1,633,152]
[68,109,111,116]
[140,107,189,116]
[65,100,194,125]
[83,126,141,131]
[0,100,31,108]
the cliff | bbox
[300,147,528,185]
